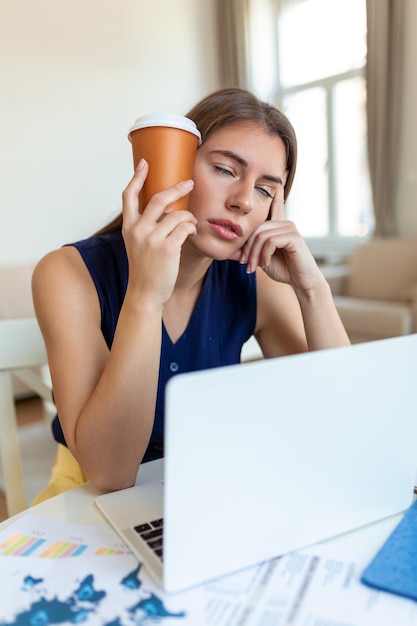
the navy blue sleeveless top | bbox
[52,229,257,462]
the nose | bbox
[226,181,253,214]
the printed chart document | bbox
[1,513,417,625]
[233,550,417,626]
[0,514,205,624]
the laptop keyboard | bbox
[133,518,164,560]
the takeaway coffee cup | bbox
[128,113,202,212]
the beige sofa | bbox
[327,237,417,344]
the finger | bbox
[269,184,285,221]
[259,236,281,269]
[244,232,268,273]
[149,208,198,241]
[143,180,194,221]
[245,225,289,273]
[236,224,267,266]
[165,220,198,249]
[122,159,149,229]
[237,216,290,267]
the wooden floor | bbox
[0,397,44,522]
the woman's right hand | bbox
[121,158,197,305]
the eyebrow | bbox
[209,149,283,185]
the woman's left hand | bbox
[233,187,326,294]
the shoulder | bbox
[33,246,88,289]
[33,245,94,293]
[32,245,101,331]
[33,230,126,298]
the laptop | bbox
[96,334,417,593]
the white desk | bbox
[0,473,415,626]
[0,458,166,531]
[0,455,407,556]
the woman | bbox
[32,87,350,502]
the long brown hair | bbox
[96,87,297,236]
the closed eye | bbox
[214,165,234,176]
[257,186,274,199]
[215,164,275,199]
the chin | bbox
[189,233,238,260]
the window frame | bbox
[256,0,371,262]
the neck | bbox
[163,242,213,344]
[174,240,213,292]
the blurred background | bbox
[1,0,416,266]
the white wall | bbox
[0,0,219,265]
[2,1,417,268]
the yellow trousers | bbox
[31,444,87,506]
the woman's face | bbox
[187,121,288,260]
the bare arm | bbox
[244,188,350,356]
[33,160,197,492]
[255,264,350,357]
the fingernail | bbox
[181,180,194,190]
[137,158,146,170]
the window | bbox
[249,0,373,260]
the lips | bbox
[208,219,243,241]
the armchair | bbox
[327,237,417,344]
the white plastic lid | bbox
[128,113,201,144]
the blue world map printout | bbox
[0,555,204,625]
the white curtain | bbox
[216,0,251,88]
[366,0,406,236]
[217,0,407,238]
